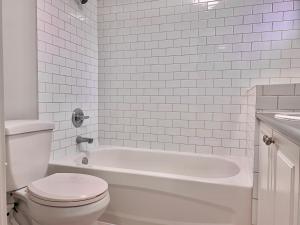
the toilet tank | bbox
[5,120,55,192]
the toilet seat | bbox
[28,190,109,207]
[27,173,108,207]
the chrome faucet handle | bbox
[72,108,89,128]
[77,115,90,120]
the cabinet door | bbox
[273,131,299,225]
[258,123,275,225]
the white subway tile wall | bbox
[98,0,300,155]
[256,83,300,110]
[37,0,99,159]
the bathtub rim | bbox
[50,145,253,189]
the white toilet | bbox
[5,120,110,225]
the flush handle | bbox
[263,135,275,146]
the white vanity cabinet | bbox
[257,122,300,225]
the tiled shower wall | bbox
[98,0,300,155]
[37,0,98,159]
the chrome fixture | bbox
[263,135,275,146]
[82,157,89,165]
[76,136,93,144]
[72,108,89,128]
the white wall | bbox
[0,0,7,222]
[37,0,99,159]
[2,0,38,120]
[98,0,300,156]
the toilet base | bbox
[9,189,110,225]
[9,209,110,225]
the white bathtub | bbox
[48,146,253,225]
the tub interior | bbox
[84,149,240,179]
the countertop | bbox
[256,113,300,146]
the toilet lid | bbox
[27,173,108,205]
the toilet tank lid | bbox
[5,120,55,135]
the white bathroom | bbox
[0,0,299,224]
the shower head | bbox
[81,0,88,4]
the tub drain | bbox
[82,157,89,165]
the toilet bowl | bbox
[12,173,110,225]
[5,120,110,225]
